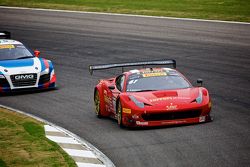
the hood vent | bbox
[153,91,178,98]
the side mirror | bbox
[108,86,115,90]
[197,79,203,87]
[34,50,40,57]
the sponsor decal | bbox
[150,97,190,102]
[14,74,34,80]
[141,69,164,73]
[0,44,15,49]
[161,120,186,125]
[112,97,116,111]
[208,101,212,108]
[142,72,167,78]
[103,90,110,103]
[123,108,131,114]
[150,97,173,102]
[128,79,138,85]
[166,103,178,110]
[104,95,111,104]
[136,121,148,125]
[199,116,206,122]
[16,45,25,48]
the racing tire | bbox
[117,100,124,128]
[94,90,103,118]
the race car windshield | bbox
[126,73,191,92]
[0,44,34,60]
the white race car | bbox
[0,31,56,92]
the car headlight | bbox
[129,95,144,108]
[40,68,50,75]
[45,68,49,73]
[0,74,5,79]
[196,90,203,104]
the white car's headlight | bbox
[40,68,50,75]
[0,74,5,79]
[45,68,49,73]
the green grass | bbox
[0,0,249,22]
[0,107,76,167]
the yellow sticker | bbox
[0,44,15,49]
[208,101,212,108]
[123,108,131,114]
[142,72,167,77]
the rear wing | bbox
[0,31,11,39]
[89,59,176,75]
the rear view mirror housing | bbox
[197,78,203,87]
[108,86,115,90]
[34,50,40,57]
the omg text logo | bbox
[15,74,34,80]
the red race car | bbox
[89,60,212,128]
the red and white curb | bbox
[0,105,115,167]
[44,125,106,167]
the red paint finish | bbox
[93,68,212,128]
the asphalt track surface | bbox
[1,8,250,167]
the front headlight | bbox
[40,68,50,75]
[129,95,144,108]
[196,90,203,104]
[0,74,5,79]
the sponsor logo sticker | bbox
[199,116,206,122]
[136,121,148,125]
[150,96,191,102]
[142,72,167,78]
[14,74,34,80]
[166,103,178,110]
[123,108,131,114]
[0,44,15,49]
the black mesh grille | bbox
[38,74,50,85]
[142,110,202,121]
[10,73,37,87]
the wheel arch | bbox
[94,84,110,117]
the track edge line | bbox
[0,6,250,25]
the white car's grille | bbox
[10,73,37,87]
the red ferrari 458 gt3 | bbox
[89,60,212,128]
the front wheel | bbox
[94,90,102,118]
[117,100,124,128]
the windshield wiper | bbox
[17,56,33,59]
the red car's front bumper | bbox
[133,115,211,127]
[121,107,212,127]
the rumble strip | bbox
[0,105,115,167]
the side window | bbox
[116,75,125,92]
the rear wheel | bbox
[117,100,124,128]
[94,90,102,118]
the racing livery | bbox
[89,60,212,128]
[0,31,56,92]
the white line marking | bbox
[46,135,79,144]
[44,125,60,132]
[0,6,249,25]
[76,162,106,167]
[63,148,97,158]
